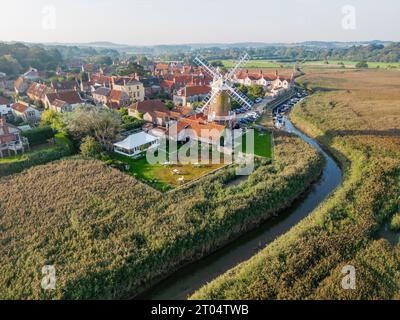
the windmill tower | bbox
[193,53,253,123]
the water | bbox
[138,118,342,300]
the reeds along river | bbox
[138,117,342,300]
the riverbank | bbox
[191,69,400,300]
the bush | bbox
[80,136,102,158]
[355,61,369,68]
[22,126,55,146]
[390,214,400,232]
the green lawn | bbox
[240,129,273,158]
[112,148,226,191]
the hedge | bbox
[22,126,55,146]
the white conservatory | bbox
[113,131,160,157]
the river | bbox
[139,116,342,300]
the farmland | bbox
[216,59,289,69]
[216,59,400,70]
[0,132,323,299]
[191,69,400,300]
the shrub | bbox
[390,214,400,232]
[22,126,55,146]
[80,136,102,158]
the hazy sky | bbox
[1,0,399,45]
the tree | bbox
[40,109,66,132]
[64,105,121,150]
[165,101,174,110]
[80,136,102,158]
[356,61,369,68]
[248,85,265,99]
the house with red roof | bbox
[27,82,53,104]
[44,91,83,112]
[108,89,131,109]
[0,118,29,158]
[11,102,41,124]
[173,85,211,107]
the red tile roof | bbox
[109,89,130,102]
[184,85,211,97]
[27,82,50,100]
[0,96,9,105]
[11,103,28,113]
[46,91,82,105]
[130,99,169,114]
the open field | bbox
[217,60,294,69]
[302,60,400,69]
[0,133,324,299]
[192,69,400,300]
[217,59,400,70]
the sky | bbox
[0,0,399,45]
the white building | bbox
[113,131,160,157]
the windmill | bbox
[193,53,254,122]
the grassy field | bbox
[302,60,400,69]
[112,152,225,191]
[0,132,324,299]
[191,68,400,300]
[216,59,290,69]
[240,130,273,158]
[217,59,400,70]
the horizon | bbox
[1,0,399,45]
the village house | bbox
[112,77,145,102]
[173,85,211,107]
[154,63,170,76]
[45,91,83,111]
[11,102,41,124]
[0,97,13,121]
[108,89,131,109]
[27,82,52,104]
[134,75,161,97]
[81,64,99,74]
[50,80,79,93]
[128,99,169,118]
[92,87,111,105]
[14,77,30,95]
[0,118,29,158]
[167,114,226,146]
[234,70,294,92]
[49,99,73,113]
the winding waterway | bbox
[139,116,342,300]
